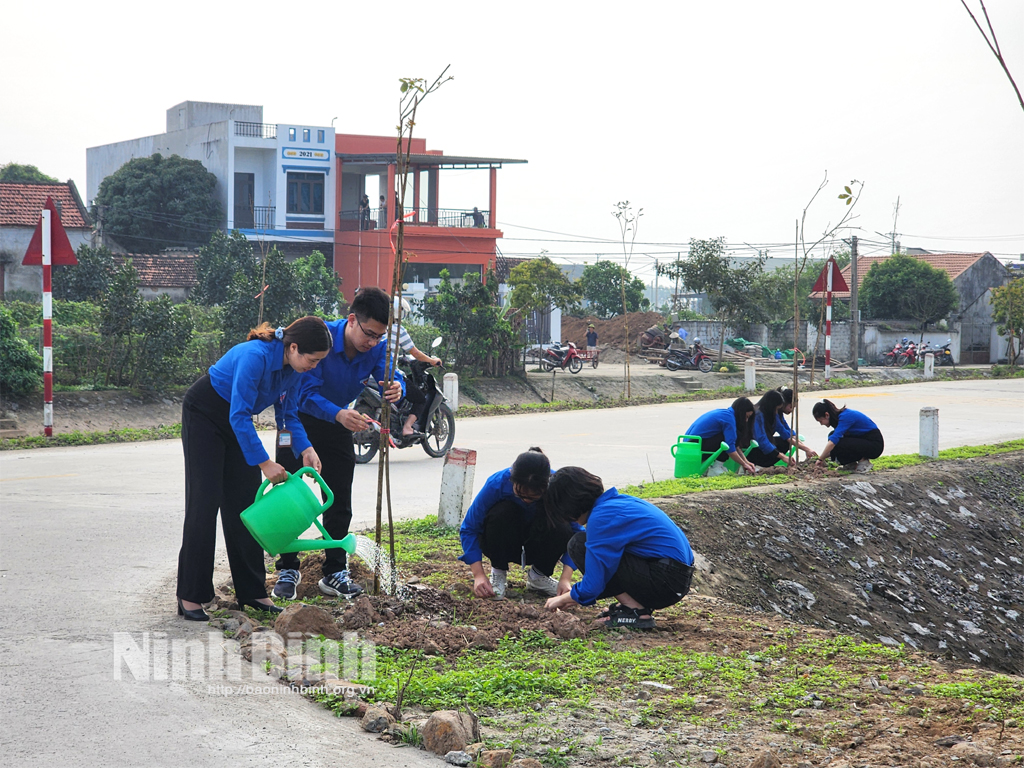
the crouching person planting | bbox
[542,467,695,630]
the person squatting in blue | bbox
[271,287,405,601]
[542,467,696,630]
[812,398,884,474]
[747,389,799,468]
[775,388,819,460]
[460,448,578,599]
[176,316,333,621]
[684,397,757,475]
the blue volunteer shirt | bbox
[208,339,312,466]
[459,468,578,570]
[830,409,879,444]
[777,413,793,441]
[752,410,785,452]
[571,488,694,606]
[298,318,405,423]
[686,408,739,452]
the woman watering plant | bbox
[812,399,884,474]
[460,448,577,599]
[542,467,695,629]
[684,397,757,475]
[175,316,332,621]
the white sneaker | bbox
[705,461,727,477]
[854,459,873,474]
[490,568,507,598]
[526,567,558,597]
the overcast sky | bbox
[3,0,1022,281]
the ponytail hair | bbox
[777,387,794,406]
[510,447,550,494]
[248,316,333,354]
[811,399,844,428]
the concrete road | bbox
[0,378,1021,766]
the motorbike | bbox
[541,341,584,374]
[639,324,671,351]
[351,338,456,464]
[897,341,919,367]
[664,337,714,373]
[882,339,908,367]
[934,339,956,367]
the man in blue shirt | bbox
[543,467,695,630]
[273,287,404,600]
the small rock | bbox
[906,706,924,717]
[907,686,925,696]
[444,751,472,766]
[509,760,543,768]
[951,742,995,766]
[637,689,652,701]
[343,595,382,630]
[934,735,966,747]
[407,576,421,585]
[465,743,485,758]
[700,751,719,763]
[630,715,643,726]
[518,605,541,619]
[360,705,395,733]
[421,711,479,756]
[476,750,513,768]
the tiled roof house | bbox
[113,253,199,302]
[0,180,93,297]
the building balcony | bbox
[235,121,277,139]
[234,205,276,229]
[338,207,491,232]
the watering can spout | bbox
[279,532,357,555]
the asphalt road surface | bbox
[0,378,1021,766]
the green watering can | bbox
[240,467,357,557]
[671,435,729,478]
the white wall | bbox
[1,229,92,294]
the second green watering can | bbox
[240,467,357,557]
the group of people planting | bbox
[685,389,884,476]
[173,284,879,630]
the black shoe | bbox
[318,570,364,599]
[238,598,284,615]
[177,598,209,622]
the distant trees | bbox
[0,163,59,183]
[860,254,959,328]
[579,261,648,318]
[92,154,222,252]
[0,304,42,399]
[53,245,116,302]
[990,278,1023,366]
[508,257,580,334]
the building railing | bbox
[339,207,490,230]
[234,205,276,229]
[235,122,277,139]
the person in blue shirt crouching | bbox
[176,316,332,621]
[272,287,404,601]
[812,399,884,473]
[459,448,577,599]
[542,467,696,630]
[685,397,757,476]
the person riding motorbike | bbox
[388,297,441,438]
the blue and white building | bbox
[86,101,335,259]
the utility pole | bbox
[674,252,680,312]
[850,235,859,370]
[654,259,658,309]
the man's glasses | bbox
[355,318,384,343]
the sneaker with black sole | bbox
[272,568,301,600]
[318,570,364,599]
[490,568,507,598]
[600,605,656,630]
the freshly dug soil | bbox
[561,312,666,353]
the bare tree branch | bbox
[959,0,1024,113]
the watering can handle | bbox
[255,475,281,502]
[295,466,335,513]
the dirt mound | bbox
[657,453,1024,674]
[560,312,665,353]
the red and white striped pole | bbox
[824,259,833,382]
[41,208,53,437]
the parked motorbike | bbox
[541,341,584,374]
[934,339,956,367]
[664,337,714,373]
[639,324,672,351]
[897,341,919,367]
[882,338,908,367]
[351,338,455,464]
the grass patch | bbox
[623,439,1024,499]
[0,423,183,450]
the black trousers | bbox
[275,411,354,577]
[700,433,730,463]
[177,375,267,604]
[567,532,694,612]
[830,428,885,465]
[749,436,790,467]
[480,499,573,576]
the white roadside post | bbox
[923,352,934,380]
[744,359,756,392]
[41,209,53,437]
[919,407,939,458]
[443,372,459,411]
[438,447,476,527]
